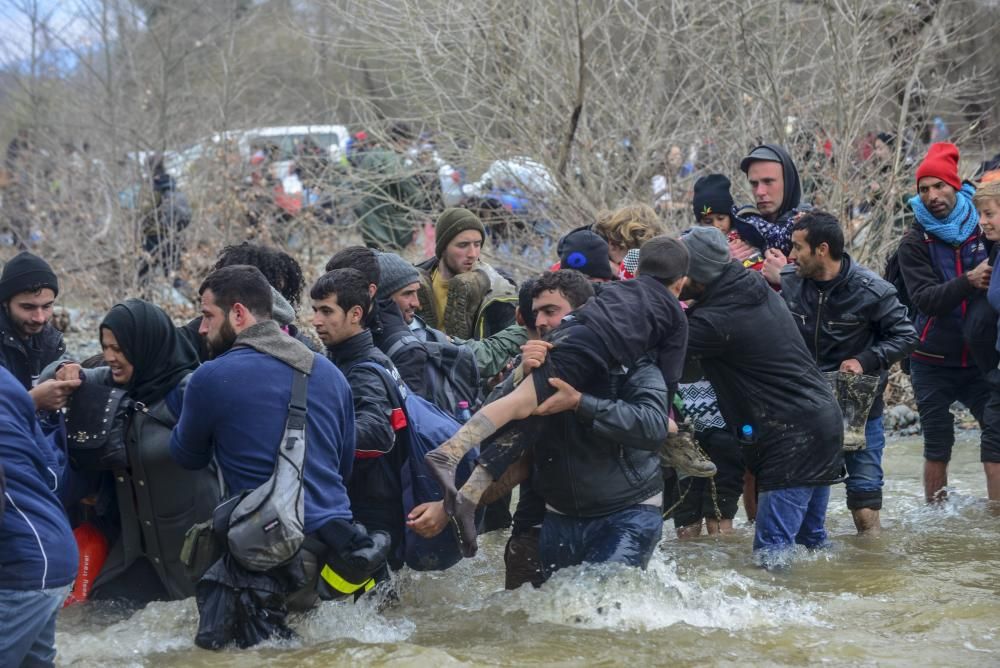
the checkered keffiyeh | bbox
[620,248,640,280]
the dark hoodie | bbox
[684,261,843,491]
[733,144,804,255]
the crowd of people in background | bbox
[2,135,999,665]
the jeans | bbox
[754,486,831,564]
[844,416,886,510]
[538,504,663,579]
[910,360,988,462]
[0,585,71,668]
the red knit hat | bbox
[916,142,962,190]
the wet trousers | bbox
[0,584,71,668]
[538,504,662,579]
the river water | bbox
[56,432,1000,667]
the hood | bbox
[696,260,770,308]
[270,287,296,327]
[744,143,802,219]
[233,320,315,374]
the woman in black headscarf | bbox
[63,299,221,602]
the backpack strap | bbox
[351,360,409,431]
[287,370,309,433]
[385,334,422,360]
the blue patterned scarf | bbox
[909,182,979,246]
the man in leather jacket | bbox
[780,212,917,534]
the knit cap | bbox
[916,142,962,191]
[434,208,485,258]
[0,252,59,303]
[376,252,421,298]
[681,226,731,286]
[637,236,689,284]
[692,174,734,222]
[559,228,614,280]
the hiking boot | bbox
[660,429,716,478]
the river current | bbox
[56,432,1000,666]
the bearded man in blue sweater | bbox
[170,265,388,612]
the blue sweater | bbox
[0,367,78,590]
[170,348,356,533]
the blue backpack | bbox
[355,362,480,571]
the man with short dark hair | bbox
[0,252,79,413]
[312,268,405,567]
[896,142,995,502]
[781,212,917,534]
[170,265,388,618]
[680,226,844,567]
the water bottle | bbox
[456,400,472,424]
[739,424,754,445]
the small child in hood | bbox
[693,174,765,272]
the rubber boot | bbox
[827,372,880,451]
[850,508,881,536]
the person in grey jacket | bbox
[780,212,917,534]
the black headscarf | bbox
[100,298,199,405]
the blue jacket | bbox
[170,347,356,533]
[0,366,77,590]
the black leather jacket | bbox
[532,354,668,518]
[779,254,917,375]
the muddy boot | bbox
[851,508,881,536]
[839,372,880,451]
[449,492,479,558]
[660,427,716,478]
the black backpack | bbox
[383,327,482,419]
[883,248,910,314]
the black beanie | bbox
[0,252,59,303]
[692,174,734,222]
[435,208,486,258]
[559,229,614,280]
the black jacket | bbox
[532,354,668,517]
[685,261,844,491]
[0,310,66,391]
[85,371,221,602]
[779,254,917,417]
[371,297,427,397]
[325,329,404,567]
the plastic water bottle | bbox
[456,400,472,424]
[740,424,754,445]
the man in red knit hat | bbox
[896,142,998,502]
